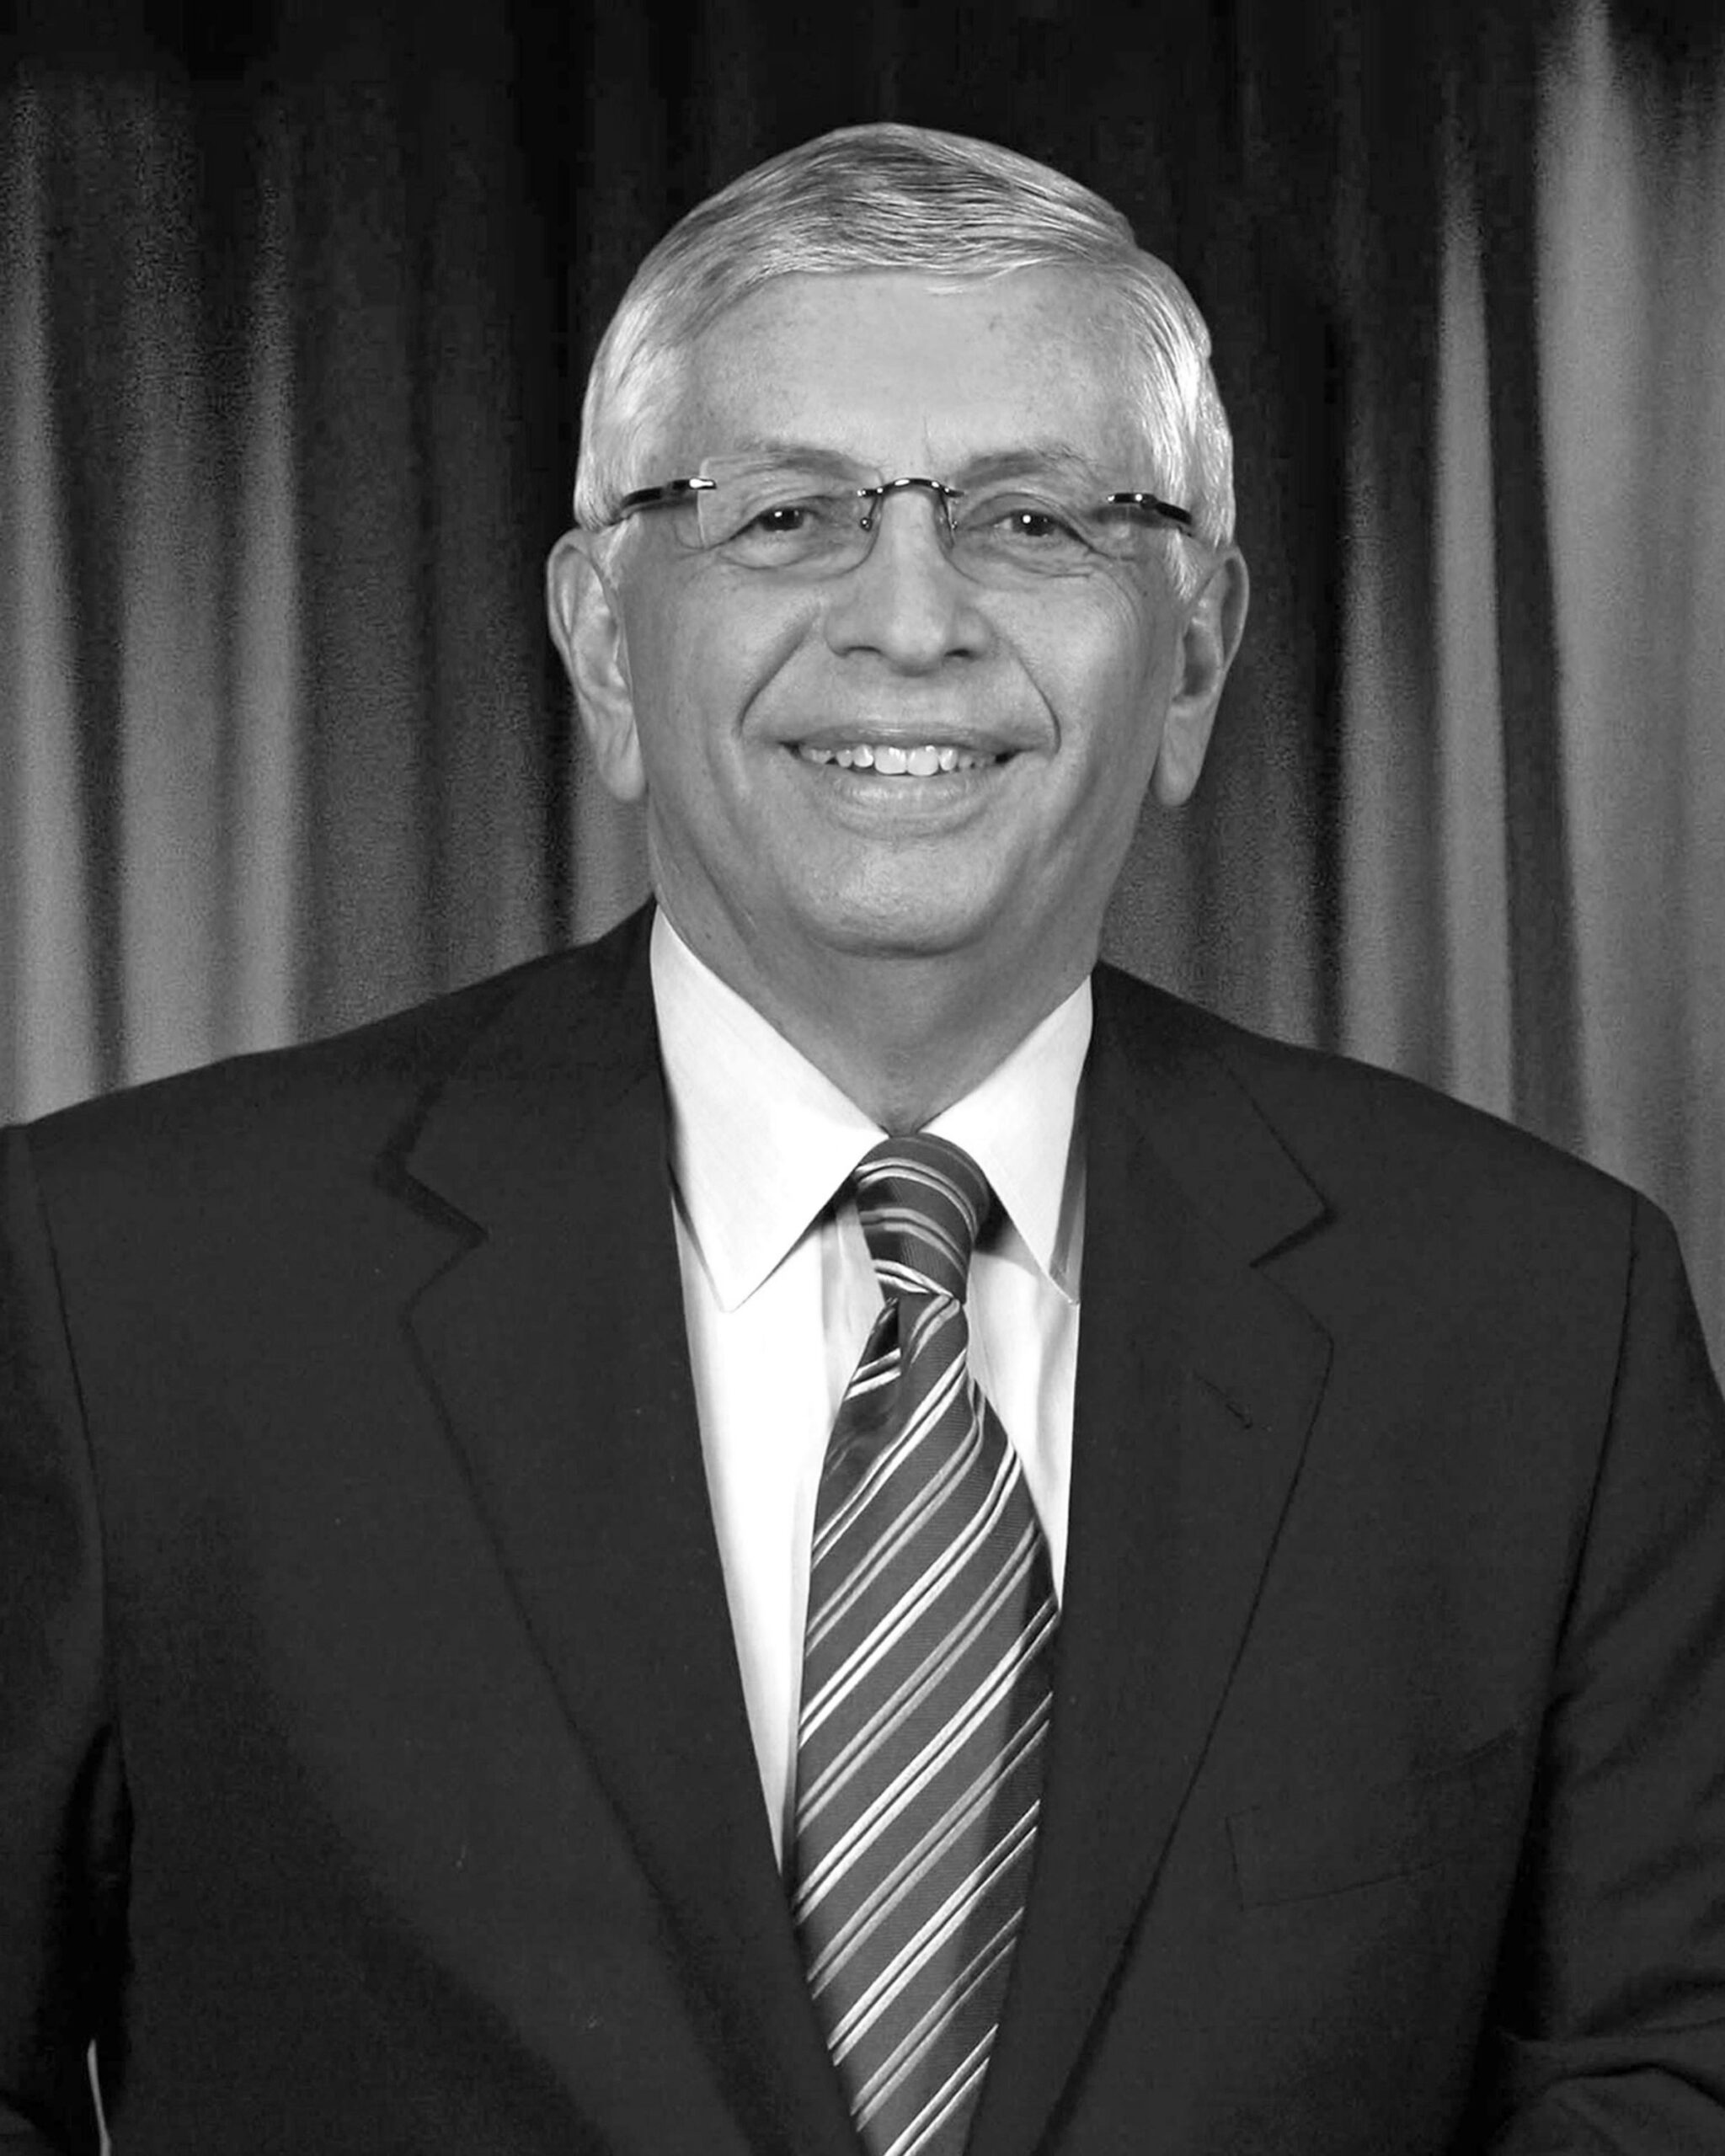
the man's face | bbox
[550,269,1244,1018]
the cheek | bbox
[1020,594,1164,767]
[622,579,807,761]
[618,621,731,790]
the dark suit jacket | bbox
[4,905,1725,2154]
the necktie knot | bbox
[852,1134,992,1307]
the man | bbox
[3,122,1724,2156]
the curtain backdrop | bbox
[3,0,1722,1366]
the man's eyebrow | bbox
[949,444,1111,486]
[710,439,865,477]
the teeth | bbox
[798,743,996,774]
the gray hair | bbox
[571,122,1236,582]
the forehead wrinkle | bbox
[693,435,1129,489]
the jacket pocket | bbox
[1227,1726,1526,1908]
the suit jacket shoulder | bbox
[20,907,660,1221]
[1094,954,1628,1206]
[1089,956,1648,1346]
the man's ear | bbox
[545,530,647,804]
[1151,547,1250,808]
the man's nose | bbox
[820,488,992,672]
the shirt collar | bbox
[651,910,1090,1313]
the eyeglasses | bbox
[601,455,1196,584]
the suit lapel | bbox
[400,914,857,2156]
[970,970,1334,2156]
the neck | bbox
[663,908,1092,1130]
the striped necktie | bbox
[790,1134,1058,2156]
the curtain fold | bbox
[1537,0,1725,1348]
[2,0,1720,1361]
[1,80,98,1114]
[1433,142,1514,1124]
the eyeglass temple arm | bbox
[1104,492,1193,530]
[608,478,718,524]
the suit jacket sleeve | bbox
[0,1127,128,2155]
[1468,1193,1725,2152]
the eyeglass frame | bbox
[602,471,1196,539]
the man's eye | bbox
[740,498,830,536]
[984,501,1087,546]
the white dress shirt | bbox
[650,910,1089,1860]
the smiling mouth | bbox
[795,743,1002,775]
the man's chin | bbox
[793,896,1005,969]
